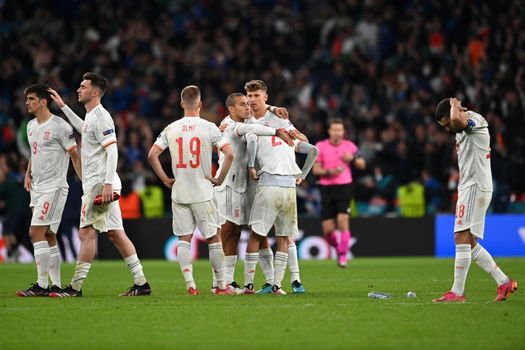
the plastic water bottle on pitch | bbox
[368,291,392,299]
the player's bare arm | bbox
[288,128,308,142]
[147,145,175,189]
[68,147,82,181]
[24,159,32,192]
[207,144,234,186]
[450,98,468,130]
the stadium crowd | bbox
[1,0,524,227]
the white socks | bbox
[451,244,471,296]
[471,244,509,285]
[273,251,288,288]
[288,242,301,283]
[244,252,259,286]
[209,242,226,290]
[34,241,50,289]
[49,245,61,288]
[224,255,237,285]
[178,241,195,289]
[124,254,147,286]
[70,261,92,291]
[259,247,274,285]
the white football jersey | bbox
[249,111,301,176]
[27,115,76,192]
[216,116,278,192]
[255,134,302,177]
[246,110,294,131]
[455,111,493,191]
[80,105,122,192]
[216,117,247,192]
[155,116,228,204]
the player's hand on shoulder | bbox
[205,176,222,186]
[249,167,259,181]
[276,128,294,147]
[219,123,229,132]
[274,107,289,119]
[47,88,65,108]
[163,178,175,189]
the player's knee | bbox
[454,230,472,244]
[78,229,96,243]
[29,226,47,242]
[46,234,57,246]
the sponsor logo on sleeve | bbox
[102,129,114,136]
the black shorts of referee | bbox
[319,183,355,221]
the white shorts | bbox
[80,185,123,232]
[30,188,68,233]
[172,199,220,239]
[249,186,298,237]
[215,186,246,226]
[454,184,492,239]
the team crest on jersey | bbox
[44,130,51,140]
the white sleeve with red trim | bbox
[104,143,118,184]
[235,123,276,137]
[95,112,117,147]
[154,127,169,150]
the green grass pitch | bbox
[1,258,524,349]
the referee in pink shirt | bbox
[312,119,365,267]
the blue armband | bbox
[465,119,475,132]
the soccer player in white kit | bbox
[213,93,293,293]
[432,97,517,302]
[244,80,311,294]
[16,84,82,297]
[242,80,319,295]
[47,73,151,297]
[148,85,235,295]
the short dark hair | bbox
[82,72,108,95]
[435,98,451,121]
[327,118,345,129]
[24,84,52,106]
[244,80,267,93]
[181,85,201,108]
[225,93,245,108]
